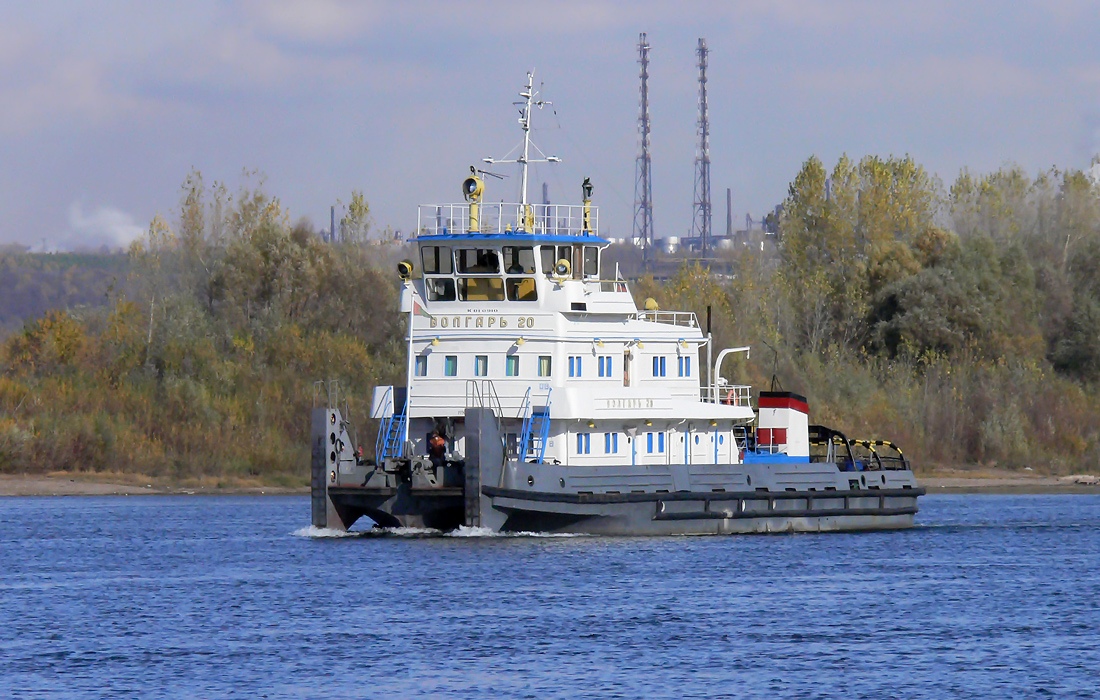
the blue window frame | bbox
[652,356,666,377]
[597,355,613,377]
[445,355,457,377]
[678,356,691,377]
[658,433,665,453]
[569,356,583,378]
[576,432,591,455]
[474,355,488,377]
[647,432,654,453]
[604,432,618,454]
[506,355,519,377]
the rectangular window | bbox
[426,277,456,301]
[444,355,458,377]
[415,355,428,377]
[576,433,590,455]
[604,432,619,454]
[538,356,552,377]
[420,245,453,275]
[458,277,505,301]
[502,246,536,274]
[658,433,665,453]
[506,278,538,301]
[652,356,666,377]
[540,246,555,275]
[568,356,582,378]
[598,355,613,377]
[647,432,654,454]
[474,355,488,377]
[678,356,691,377]
[583,246,599,278]
[505,355,519,377]
[455,248,500,274]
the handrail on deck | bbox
[417,202,600,237]
[633,310,699,327]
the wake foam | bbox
[292,526,356,538]
[445,525,586,538]
[293,524,586,539]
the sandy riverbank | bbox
[0,473,307,497]
[3,469,1100,497]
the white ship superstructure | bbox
[309,73,924,535]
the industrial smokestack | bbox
[726,188,732,237]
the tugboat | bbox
[310,73,924,535]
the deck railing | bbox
[633,310,700,328]
[701,384,753,407]
[416,203,600,237]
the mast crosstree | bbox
[483,71,560,209]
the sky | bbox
[2,0,1100,251]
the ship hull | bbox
[313,407,925,536]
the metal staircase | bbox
[374,386,407,461]
[519,387,552,464]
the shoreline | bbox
[0,474,306,497]
[2,471,1099,497]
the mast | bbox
[484,71,560,211]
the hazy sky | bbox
[2,0,1099,250]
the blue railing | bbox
[519,387,552,464]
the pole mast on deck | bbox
[484,71,560,213]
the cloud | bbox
[64,203,145,251]
[243,0,378,43]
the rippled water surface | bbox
[3,494,1100,698]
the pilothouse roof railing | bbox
[417,202,599,237]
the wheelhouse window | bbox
[421,245,453,275]
[538,355,552,377]
[458,277,505,301]
[444,356,458,377]
[583,246,599,278]
[568,356,582,378]
[426,277,456,301]
[506,278,538,301]
[474,355,488,377]
[541,245,575,277]
[502,246,536,274]
[456,248,500,274]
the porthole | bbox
[329,470,336,483]
[559,478,565,488]
[746,475,752,486]
[881,474,886,485]
[330,414,336,425]
[861,475,866,487]
[330,433,336,445]
[719,435,724,445]
[739,500,746,512]
[527,475,535,486]
[329,451,336,463]
[694,436,700,445]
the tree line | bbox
[2,157,1099,482]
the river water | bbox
[2,494,1098,698]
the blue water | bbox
[2,495,1100,699]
